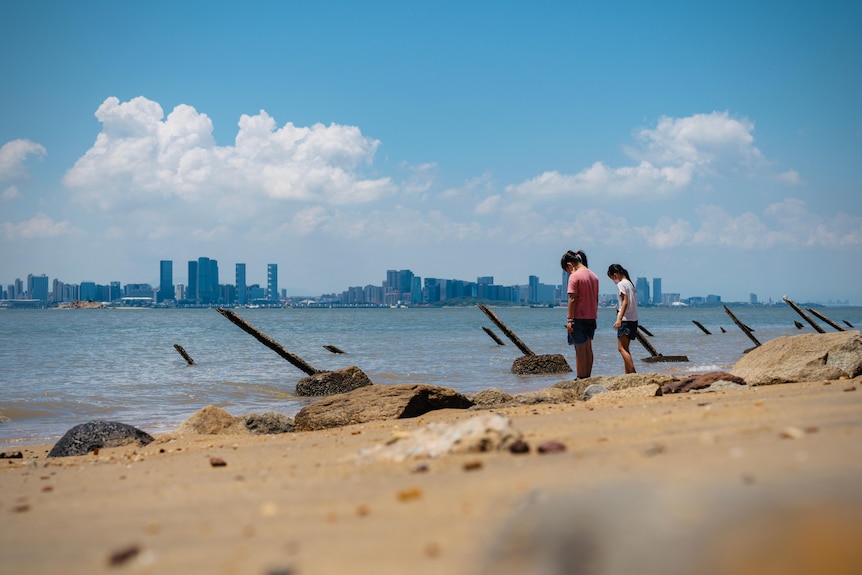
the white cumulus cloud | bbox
[64,96,395,210]
[505,111,772,203]
[2,212,72,240]
[0,139,46,182]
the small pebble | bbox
[779,426,805,439]
[537,441,566,454]
[108,544,140,566]
[424,542,441,558]
[509,439,530,454]
[463,460,483,471]
[397,487,423,502]
[209,457,227,467]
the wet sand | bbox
[2,377,861,574]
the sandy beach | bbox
[2,376,862,575]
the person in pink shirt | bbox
[561,250,599,378]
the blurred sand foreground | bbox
[2,377,861,575]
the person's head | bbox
[607,263,631,284]
[561,250,588,272]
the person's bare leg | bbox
[575,344,589,378]
[575,340,594,378]
[618,336,635,373]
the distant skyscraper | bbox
[411,276,422,304]
[236,263,247,305]
[529,275,539,303]
[652,278,662,306]
[28,274,49,304]
[636,277,651,305]
[398,269,414,295]
[267,264,278,302]
[750,293,758,305]
[110,281,121,302]
[158,260,173,302]
[80,281,96,301]
[196,257,218,305]
[187,261,198,303]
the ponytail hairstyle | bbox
[607,263,632,283]
[560,250,588,271]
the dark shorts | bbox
[617,320,638,340]
[568,318,597,346]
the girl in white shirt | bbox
[607,263,638,374]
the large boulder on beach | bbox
[511,354,572,375]
[295,365,373,396]
[47,421,154,457]
[731,331,862,386]
[294,384,474,432]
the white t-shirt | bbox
[617,278,638,321]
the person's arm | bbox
[615,292,628,329]
[567,292,577,332]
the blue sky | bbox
[2,1,860,303]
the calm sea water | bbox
[2,305,860,447]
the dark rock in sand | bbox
[47,421,155,457]
[294,384,474,432]
[511,354,572,375]
[295,365,373,396]
[731,331,862,386]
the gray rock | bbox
[689,380,750,394]
[240,412,295,434]
[512,387,579,405]
[294,384,474,432]
[47,421,155,457]
[295,365,373,396]
[177,405,295,435]
[661,372,746,394]
[472,388,515,407]
[512,354,572,375]
[731,331,862,385]
[357,413,523,462]
[554,373,675,401]
[583,384,609,401]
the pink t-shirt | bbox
[567,267,599,319]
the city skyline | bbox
[6,256,850,307]
[2,4,860,306]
